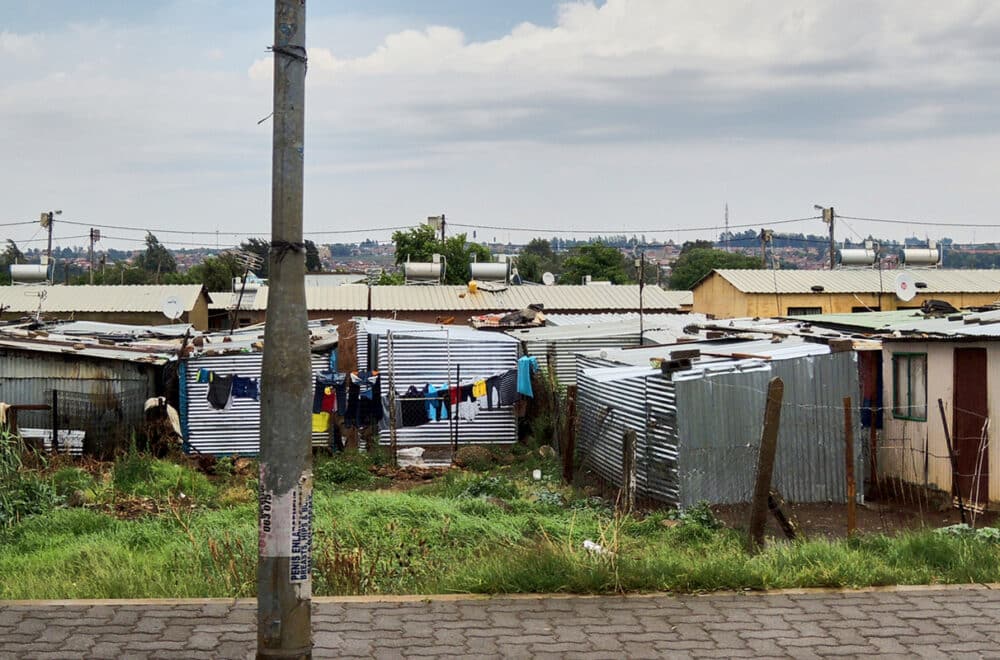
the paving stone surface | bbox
[2,585,999,658]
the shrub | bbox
[453,445,494,471]
[459,475,519,501]
[50,467,95,499]
[112,452,215,501]
[314,452,374,489]
[0,430,62,527]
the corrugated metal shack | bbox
[358,319,520,448]
[575,338,864,507]
[506,314,707,386]
[180,324,338,455]
[0,323,173,454]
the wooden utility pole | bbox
[257,0,313,657]
[621,429,637,514]
[843,397,856,535]
[817,206,836,270]
[748,377,784,553]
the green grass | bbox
[1,450,999,599]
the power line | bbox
[839,214,999,229]
[56,218,413,237]
[0,221,36,228]
[448,215,821,234]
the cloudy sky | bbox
[2,0,999,252]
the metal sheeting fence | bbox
[522,336,639,386]
[181,352,332,455]
[575,356,681,506]
[378,331,518,447]
[575,352,864,507]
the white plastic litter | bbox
[396,447,426,468]
[583,539,607,555]
[532,469,542,480]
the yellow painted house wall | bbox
[692,272,1000,319]
[692,273,750,317]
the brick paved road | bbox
[2,584,999,659]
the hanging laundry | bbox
[231,376,260,401]
[312,412,330,433]
[207,374,234,411]
[472,379,487,399]
[498,369,519,406]
[449,386,461,406]
[196,368,211,384]
[312,379,326,414]
[400,385,429,427]
[321,386,336,413]
[316,371,348,412]
[480,375,501,410]
[425,384,449,421]
[517,356,540,397]
[460,383,475,402]
[457,399,479,422]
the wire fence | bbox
[49,384,149,457]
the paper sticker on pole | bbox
[289,472,313,584]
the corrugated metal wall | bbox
[575,355,682,505]
[183,352,332,455]
[575,351,864,507]
[0,350,156,443]
[523,335,639,386]
[373,334,518,447]
[674,352,863,506]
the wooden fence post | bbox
[621,429,637,514]
[844,396,856,535]
[748,377,784,553]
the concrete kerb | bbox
[4,582,998,608]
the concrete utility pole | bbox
[257,1,313,658]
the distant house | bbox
[228,284,692,327]
[0,285,211,330]
[693,269,1000,319]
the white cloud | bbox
[0,30,40,58]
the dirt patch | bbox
[714,493,998,540]
[374,465,451,491]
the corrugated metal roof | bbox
[251,284,687,312]
[51,321,194,338]
[0,284,206,313]
[579,337,831,369]
[545,312,701,326]
[0,334,174,365]
[305,273,366,286]
[362,318,518,343]
[797,309,1000,338]
[711,269,1000,295]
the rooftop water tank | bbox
[9,264,49,283]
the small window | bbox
[787,306,822,316]
[852,306,881,313]
[892,353,927,421]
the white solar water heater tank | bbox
[470,262,509,281]
[403,261,443,280]
[902,248,939,266]
[9,264,48,283]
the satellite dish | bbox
[542,272,555,286]
[161,296,183,321]
[894,272,916,302]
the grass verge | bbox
[1,450,999,599]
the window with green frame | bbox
[892,353,927,421]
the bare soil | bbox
[713,492,998,540]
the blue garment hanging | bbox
[517,356,540,397]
